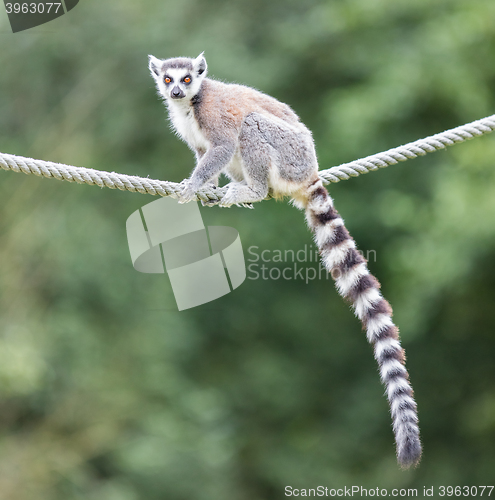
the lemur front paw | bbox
[177,179,199,204]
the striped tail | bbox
[303,179,422,468]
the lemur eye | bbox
[184,76,191,83]
[164,76,172,84]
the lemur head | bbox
[148,52,207,102]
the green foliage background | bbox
[1,0,495,498]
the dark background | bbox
[0,0,494,498]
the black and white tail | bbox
[302,179,422,468]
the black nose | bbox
[171,86,184,98]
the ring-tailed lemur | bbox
[149,52,422,468]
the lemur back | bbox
[149,53,422,468]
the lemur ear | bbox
[148,55,162,77]
[193,52,207,76]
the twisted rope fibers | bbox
[1,114,495,204]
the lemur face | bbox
[149,53,207,102]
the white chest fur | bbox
[167,101,210,151]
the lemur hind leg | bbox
[220,112,318,208]
[219,113,272,207]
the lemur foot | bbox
[218,185,242,208]
[219,184,260,208]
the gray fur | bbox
[162,58,194,71]
[241,112,317,183]
[190,142,236,191]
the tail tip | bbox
[397,440,422,469]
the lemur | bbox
[148,52,422,468]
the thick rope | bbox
[319,114,495,184]
[1,114,495,203]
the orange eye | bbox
[165,77,171,84]
[184,77,191,83]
